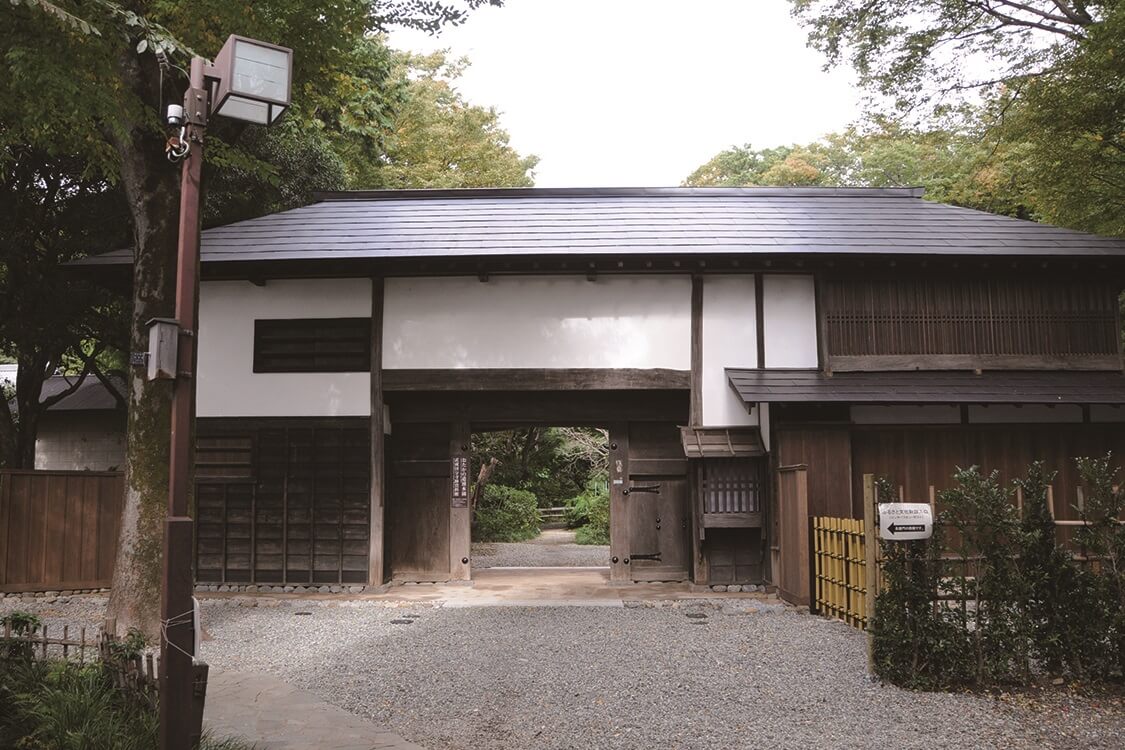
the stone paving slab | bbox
[205,670,424,750]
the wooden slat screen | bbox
[702,458,760,514]
[822,278,1119,358]
[195,420,371,585]
[0,470,123,593]
[253,318,371,373]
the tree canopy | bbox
[784,1,1123,236]
[683,122,1034,218]
[0,0,516,635]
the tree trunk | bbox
[105,48,181,639]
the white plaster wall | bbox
[1091,405,1125,423]
[851,405,962,425]
[762,275,819,368]
[197,279,371,417]
[967,405,1083,424]
[35,413,126,471]
[701,275,758,427]
[383,275,691,369]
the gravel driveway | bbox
[472,529,610,568]
[4,596,1122,750]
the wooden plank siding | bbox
[194,418,371,585]
[850,425,1125,522]
[821,277,1122,370]
[774,427,855,518]
[0,471,123,593]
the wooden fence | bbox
[810,516,868,629]
[808,475,1120,632]
[0,470,123,593]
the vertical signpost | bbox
[862,474,934,678]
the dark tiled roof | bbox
[39,374,125,411]
[727,369,1125,405]
[77,187,1125,266]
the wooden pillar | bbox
[863,473,877,675]
[608,422,630,583]
[368,277,386,587]
[689,275,708,585]
[449,421,472,581]
[690,275,703,427]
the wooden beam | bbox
[384,390,689,425]
[755,274,766,368]
[828,354,1125,372]
[608,423,630,583]
[368,277,385,587]
[449,421,472,581]
[690,275,703,427]
[382,368,690,392]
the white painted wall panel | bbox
[1091,405,1125,423]
[383,275,691,369]
[197,279,371,417]
[701,275,758,427]
[762,275,819,368]
[967,405,1083,424]
[851,405,962,425]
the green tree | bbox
[787,1,1123,236]
[1,0,500,636]
[0,147,129,469]
[684,123,1034,218]
[368,51,537,188]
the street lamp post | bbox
[157,34,291,750]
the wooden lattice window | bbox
[701,458,761,517]
[821,278,1120,364]
[253,318,371,373]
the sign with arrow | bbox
[878,503,933,541]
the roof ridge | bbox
[312,186,927,201]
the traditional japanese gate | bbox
[381,390,691,584]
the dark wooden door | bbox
[626,423,690,582]
[386,422,451,582]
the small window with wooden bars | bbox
[253,318,371,373]
[700,458,762,528]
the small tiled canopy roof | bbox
[726,369,1125,405]
[39,374,125,411]
[76,186,1125,267]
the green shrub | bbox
[872,456,1125,689]
[473,484,540,542]
[566,481,610,545]
[1,659,157,750]
[0,648,253,750]
[871,478,973,689]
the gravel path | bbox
[473,529,610,568]
[4,597,1122,750]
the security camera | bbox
[166,104,184,127]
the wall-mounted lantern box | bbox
[146,318,180,381]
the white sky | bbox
[388,0,862,187]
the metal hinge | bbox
[623,484,660,496]
[630,552,662,562]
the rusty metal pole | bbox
[160,55,207,750]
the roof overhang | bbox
[680,426,766,458]
[726,369,1125,405]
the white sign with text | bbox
[878,503,934,541]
